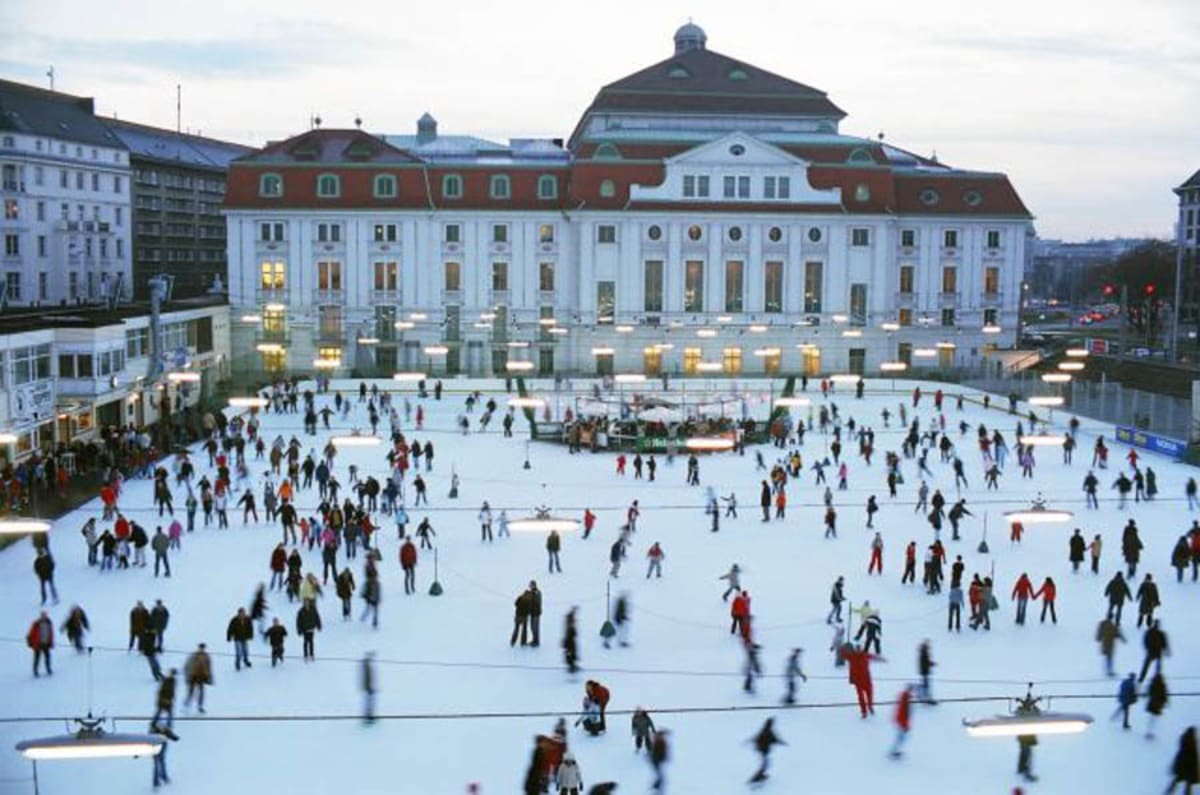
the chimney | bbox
[417,112,437,145]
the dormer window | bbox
[848,148,874,165]
[599,180,616,198]
[259,173,283,198]
[537,175,558,200]
[489,175,510,200]
[668,65,690,79]
[727,68,749,80]
[593,143,621,160]
[373,174,397,198]
[316,174,340,198]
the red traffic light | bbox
[1144,284,1157,296]
[1102,284,1115,297]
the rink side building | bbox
[224,24,1033,377]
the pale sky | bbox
[2,0,1197,240]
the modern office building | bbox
[0,79,133,307]
[225,24,1032,377]
[104,120,250,299]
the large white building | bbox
[0,79,133,306]
[225,24,1033,377]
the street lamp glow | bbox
[330,432,382,448]
[1029,396,1065,407]
[423,345,450,356]
[614,373,647,383]
[749,324,768,333]
[0,432,18,444]
[654,343,675,351]
[716,315,733,323]
[264,303,286,312]
[507,341,531,349]
[239,314,262,323]
[166,372,201,383]
[696,329,718,338]
[696,362,722,373]
[880,362,908,372]
[228,397,268,409]
[392,372,427,382]
[508,509,581,533]
[0,519,52,534]
[1042,373,1072,383]
[686,436,735,451]
[1066,348,1089,357]
[936,341,957,349]
[480,312,497,321]
[880,322,900,331]
[615,325,634,333]
[752,347,781,357]
[255,343,284,353]
[538,318,558,326]
[473,322,492,329]
[358,337,380,345]
[506,361,535,372]
[831,313,849,323]
[312,359,341,370]
[507,397,546,409]
[774,397,812,408]
[982,324,1002,334]
[913,348,937,358]
[964,714,1092,737]
[16,734,164,760]
[592,346,616,356]
[830,374,861,384]
[548,327,569,336]
[842,329,863,338]
[1058,361,1085,371]
[394,321,416,330]
[1019,434,1067,446]
[409,312,428,321]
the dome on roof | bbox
[674,21,707,54]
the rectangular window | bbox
[683,175,696,198]
[901,229,915,247]
[317,223,341,243]
[539,261,555,292]
[941,308,956,327]
[34,166,43,186]
[5,272,20,300]
[443,175,462,199]
[38,272,47,300]
[724,260,744,313]
[317,261,342,291]
[984,307,998,325]
[491,262,509,291]
[4,233,19,256]
[851,228,870,247]
[3,199,16,220]
[899,308,913,327]
[76,172,84,189]
[899,265,915,294]
[373,224,397,242]
[539,224,554,244]
[804,261,823,313]
[987,230,1001,248]
[58,354,75,379]
[114,176,122,193]
[373,261,398,292]
[722,346,743,375]
[259,223,285,242]
[644,260,664,312]
[36,201,45,221]
[37,236,46,257]
[318,305,343,338]
[697,176,710,198]
[941,267,957,293]
[737,176,750,198]
[444,261,461,291]
[777,177,790,199]
[723,176,736,198]
[764,261,783,313]
[984,267,1000,294]
[683,347,702,375]
[684,260,704,312]
[60,169,68,188]
[944,229,958,248]
[76,354,92,378]
[763,177,776,199]
[849,283,867,325]
[489,176,510,199]
[596,280,616,322]
[492,224,507,244]
[116,239,124,258]
[262,307,285,334]
[115,207,122,226]
[597,225,617,244]
[91,173,99,191]
[444,224,460,243]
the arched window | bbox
[593,143,622,160]
[489,174,511,199]
[442,174,463,199]
[537,175,558,199]
[599,179,616,198]
[847,148,874,165]
[316,173,340,198]
[259,173,283,197]
[373,174,397,198]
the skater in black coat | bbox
[562,607,579,675]
[1139,621,1169,683]
[296,602,322,661]
[1069,529,1087,572]
[264,618,288,666]
[1136,574,1160,628]
[749,718,785,783]
[1167,726,1198,793]
[1104,572,1132,624]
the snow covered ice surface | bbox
[1,377,1197,795]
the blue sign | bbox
[1114,426,1187,459]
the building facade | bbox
[1176,169,1199,334]
[104,120,251,300]
[0,79,133,306]
[225,25,1033,377]
[0,298,231,462]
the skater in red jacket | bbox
[842,646,885,717]
[1033,577,1057,624]
[1012,573,1036,625]
[889,685,914,758]
[868,533,884,575]
[731,592,751,636]
[27,611,54,677]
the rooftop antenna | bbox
[176,84,181,134]
[46,66,55,92]
[354,116,362,129]
[877,131,885,141]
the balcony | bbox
[257,329,290,345]
[938,292,961,307]
[980,290,1003,306]
[371,289,401,303]
[256,287,287,303]
[894,291,917,307]
[538,289,556,303]
[316,327,344,344]
[315,288,344,304]
[1,181,25,194]
[442,289,463,304]
[490,289,511,305]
